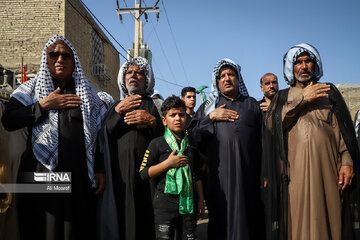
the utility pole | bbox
[116,0,160,59]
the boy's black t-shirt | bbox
[140,135,200,207]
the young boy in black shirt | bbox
[140,95,204,240]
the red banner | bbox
[22,66,27,83]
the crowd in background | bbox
[0,36,360,240]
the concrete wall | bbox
[336,84,360,122]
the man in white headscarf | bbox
[151,89,164,100]
[98,57,164,240]
[189,58,264,240]
[1,35,106,240]
[97,91,115,109]
[262,43,360,240]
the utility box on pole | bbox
[127,44,152,65]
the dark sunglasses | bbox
[47,51,73,60]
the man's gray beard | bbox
[295,72,313,83]
[127,87,140,95]
[126,78,141,95]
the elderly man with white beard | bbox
[262,43,360,240]
[97,57,164,240]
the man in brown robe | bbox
[263,43,360,240]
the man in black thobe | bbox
[258,73,278,117]
[1,35,106,240]
[98,57,164,240]
[181,86,197,129]
[189,58,263,240]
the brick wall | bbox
[104,42,121,99]
[0,0,120,99]
[65,0,120,99]
[336,84,360,121]
[0,0,64,74]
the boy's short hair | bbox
[161,95,186,116]
[181,87,196,97]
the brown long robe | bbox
[282,86,352,240]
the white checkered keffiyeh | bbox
[203,58,249,116]
[355,110,360,139]
[283,42,323,85]
[97,91,115,108]
[117,57,155,98]
[11,35,106,186]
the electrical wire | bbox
[160,0,190,85]
[75,0,185,94]
[144,18,159,43]
[151,58,173,94]
[122,0,136,19]
[116,0,180,93]
[78,0,130,60]
[142,0,179,86]
[156,77,184,88]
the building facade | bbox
[336,83,360,122]
[0,0,120,99]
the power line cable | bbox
[121,20,135,45]
[156,77,184,88]
[78,0,183,94]
[115,0,134,48]
[152,58,173,94]
[144,18,159,43]
[160,0,190,85]
[78,0,130,60]
[122,0,136,19]
[142,0,179,86]
[117,0,177,93]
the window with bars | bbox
[91,31,110,81]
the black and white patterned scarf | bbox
[117,57,155,97]
[204,58,249,115]
[11,35,106,185]
[283,42,323,85]
[97,91,115,108]
[355,109,360,139]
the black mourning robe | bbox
[1,79,97,240]
[189,94,264,240]
[103,96,164,240]
[258,97,267,120]
[0,102,21,240]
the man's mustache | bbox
[299,69,311,75]
[128,78,138,84]
[223,82,233,86]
